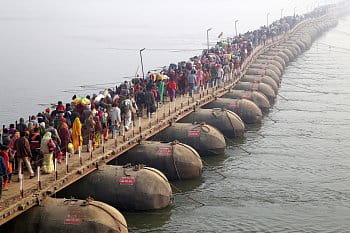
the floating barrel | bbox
[233,81,276,103]
[254,58,284,74]
[58,165,172,211]
[310,26,321,38]
[249,63,282,77]
[117,141,203,181]
[203,98,262,124]
[288,39,307,51]
[264,51,290,64]
[246,68,280,85]
[272,47,296,60]
[240,75,278,94]
[282,41,302,54]
[297,29,315,41]
[4,198,128,233]
[289,39,307,51]
[293,34,312,48]
[269,48,294,61]
[293,37,311,50]
[280,45,299,57]
[301,30,316,41]
[258,54,286,68]
[299,39,309,50]
[152,123,226,156]
[223,90,270,113]
[178,108,245,138]
[281,42,302,55]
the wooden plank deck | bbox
[0,80,239,225]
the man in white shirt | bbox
[109,104,121,138]
[216,64,224,87]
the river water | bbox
[124,15,350,233]
[1,0,350,232]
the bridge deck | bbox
[0,78,241,225]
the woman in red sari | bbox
[58,120,71,156]
[0,145,12,189]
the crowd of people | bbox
[0,6,331,199]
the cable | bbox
[317,41,350,52]
[104,47,205,52]
[334,28,350,36]
[283,82,350,95]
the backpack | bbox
[169,63,177,71]
[120,88,129,97]
[47,139,56,153]
[136,92,145,104]
[64,111,72,127]
[120,100,131,114]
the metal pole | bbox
[131,120,134,137]
[267,13,270,28]
[156,109,159,123]
[89,139,93,160]
[139,48,146,80]
[122,122,126,142]
[78,146,82,165]
[206,28,212,51]
[37,166,41,190]
[19,163,23,198]
[19,173,24,198]
[281,8,284,19]
[65,152,69,173]
[54,158,58,181]
[234,20,238,37]
[138,116,141,134]
[102,135,105,153]
[294,7,297,17]
[148,112,151,127]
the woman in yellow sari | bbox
[72,117,83,153]
[40,132,55,174]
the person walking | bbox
[0,145,11,190]
[1,128,11,146]
[40,132,55,174]
[16,118,27,133]
[167,78,177,102]
[8,131,19,174]
[29,127,42,170]
[120,95,132,131]
[145,87,156,115]
[46,122,61,146]
[109,104,121,139]
[94,116,102,148]
[156,79,165,104]
[135,89,145,117]
[187,70,197,97]
[14,131,34,178]
[196,67,204,91]
[72,117,83,153]
[82,114,95,152]
[58,120,71,156]
[0,155,8,200]
[216,64,224,87]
